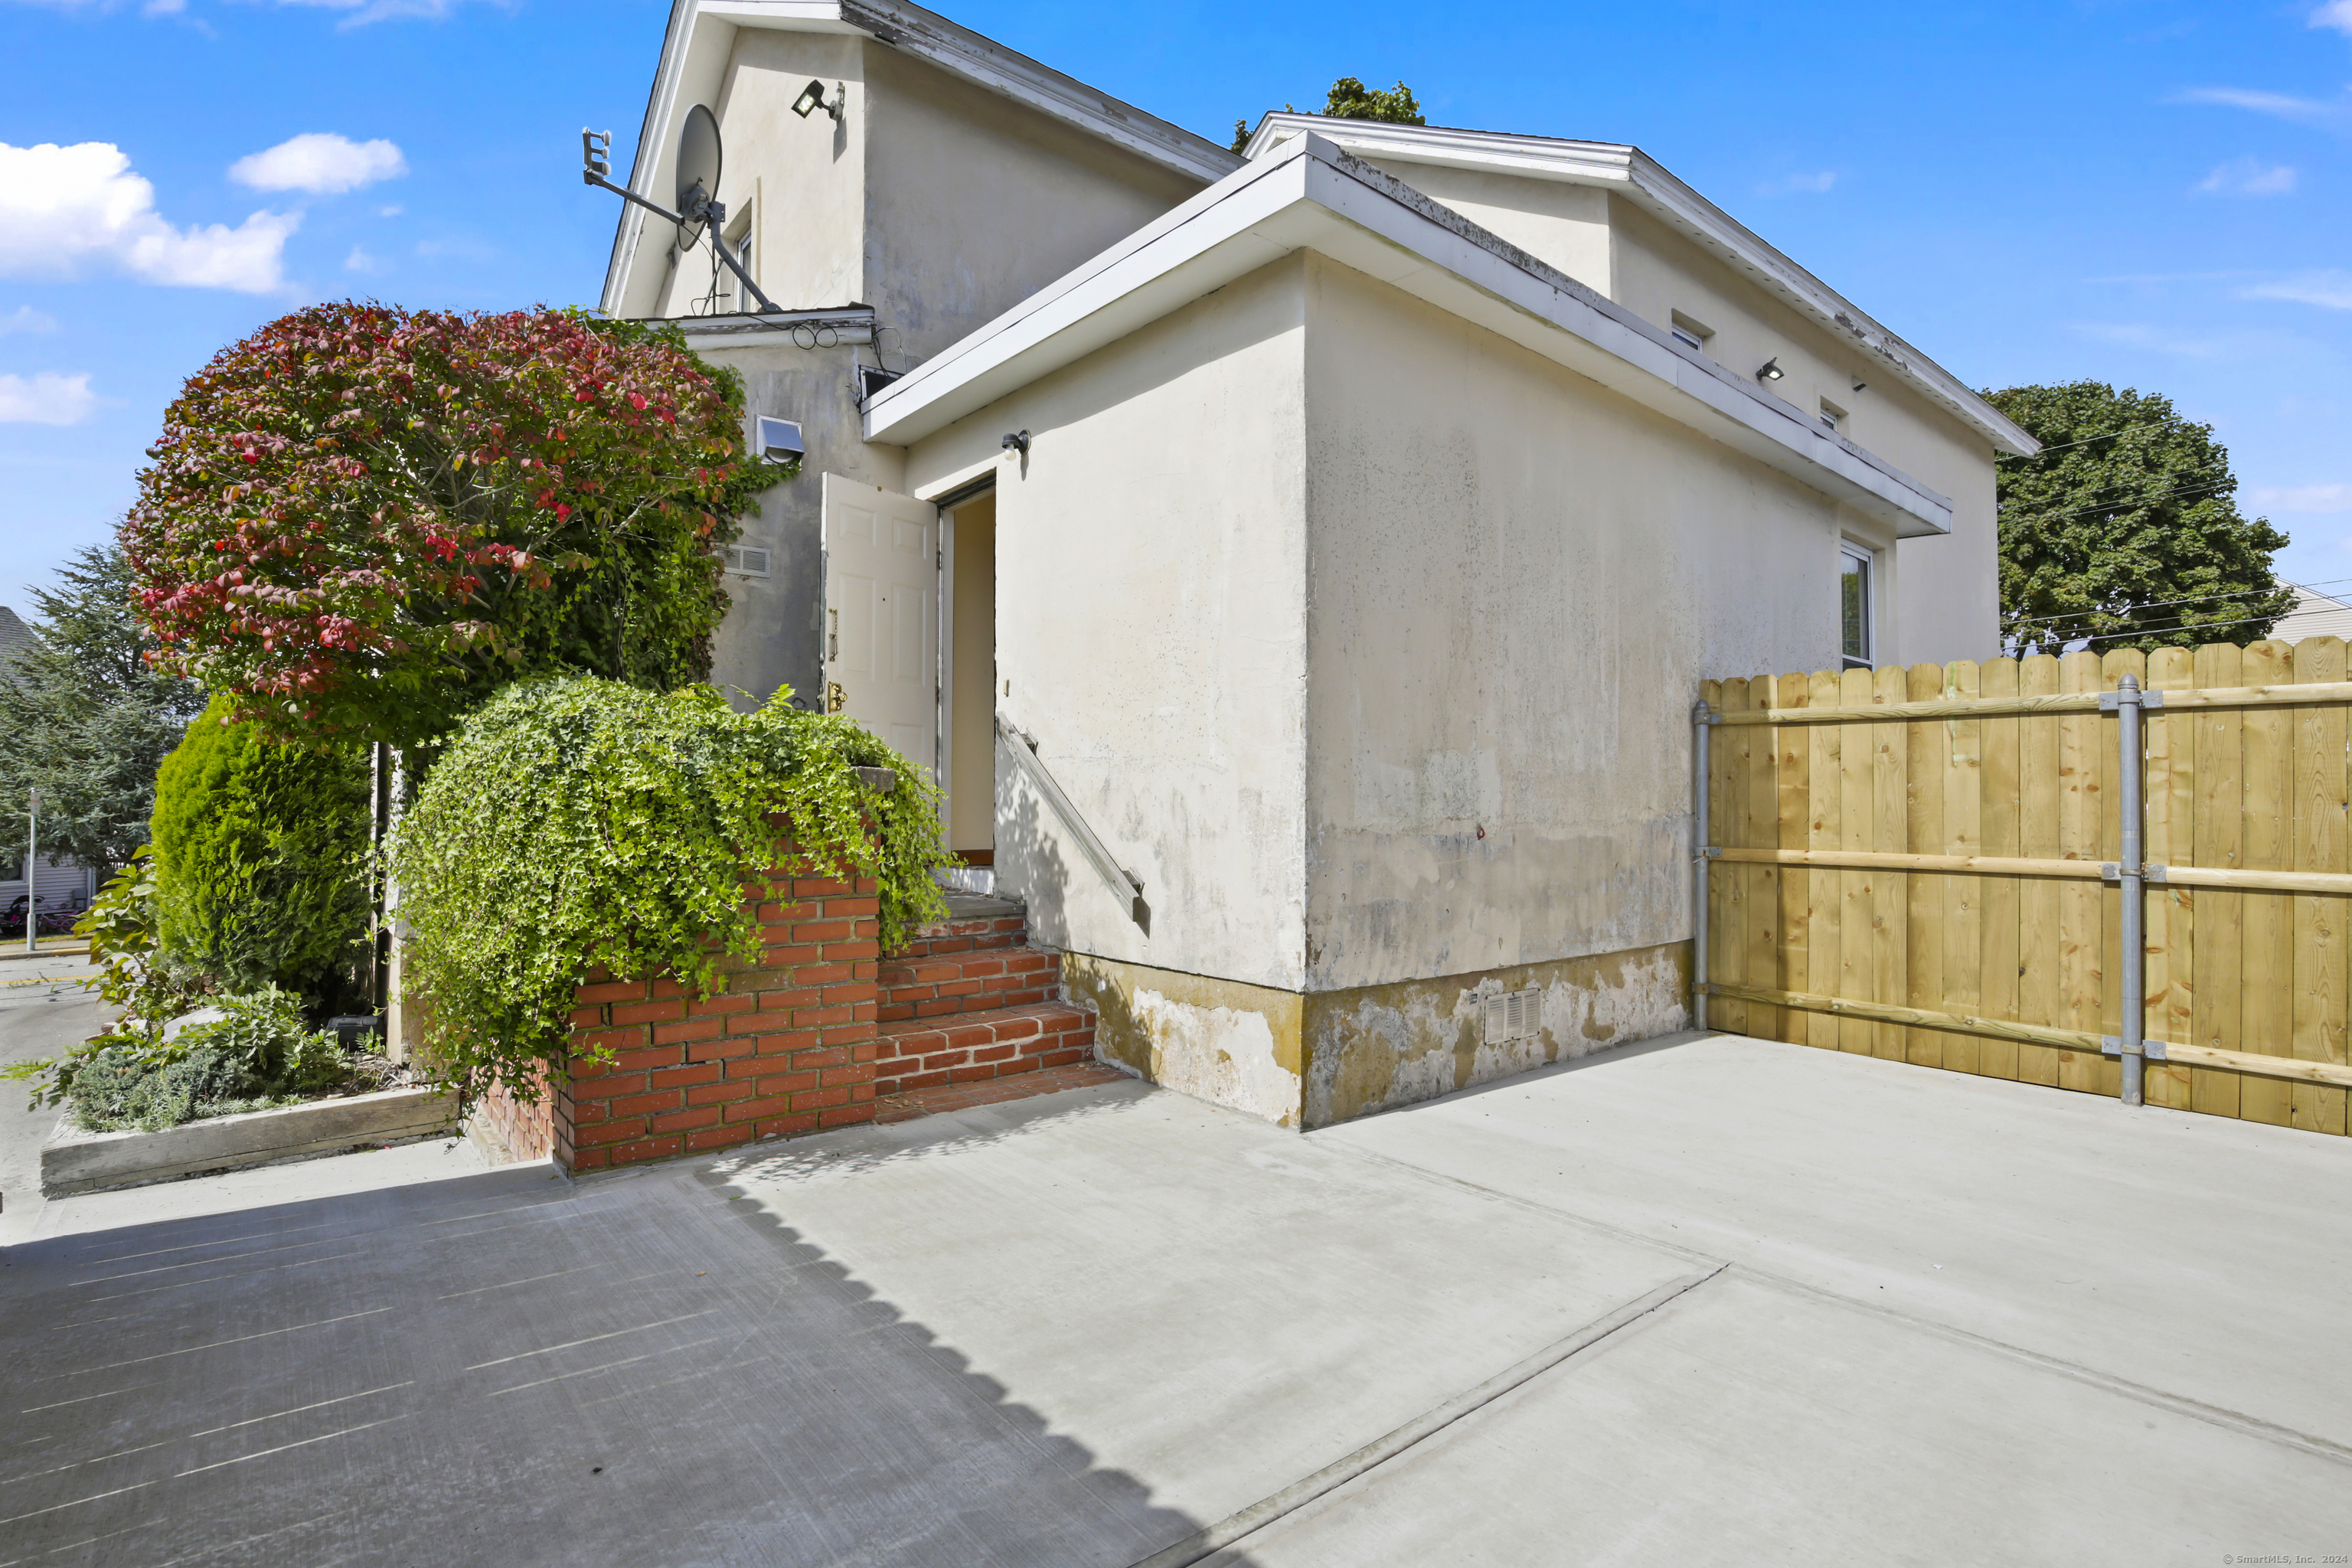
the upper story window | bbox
[1841,544,1874,670]
[1670,311,1714,356]
[1818,397,1847,433]
[723,211,755,313]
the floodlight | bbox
[792,80,843,123]
[1757,358,1785,382]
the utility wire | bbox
[1995,416,2192,460]
[2003,476,2241,527]
[2005,574,2347,629]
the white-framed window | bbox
[1818,397,1847,433]
[1841,544,1874,670]
[722,210,754,313]
[722,544,771,577]
[1670,310,1714,354]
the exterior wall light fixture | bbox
[792,80,845,124]
[1001,430,1031,455]
[1756,358,1785,382]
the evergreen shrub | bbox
[151,694,372,1005]
[389,677,949,1109]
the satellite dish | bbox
[674,103,722,252]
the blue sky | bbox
[3,0,2348,619]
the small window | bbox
[722,211,754,313]
[1670,310,1714,354]
[1841,545,1873,670]
[723,544,770,577]
[1818,397,1847,433]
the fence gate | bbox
[1694,642,2352,1136]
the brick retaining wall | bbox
[479,862,884,1174]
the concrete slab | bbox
[702,1080,1699,1526]
[1200,1269,2352,1566]
[1319,1032,2352,1460]
[0,956,103,1246]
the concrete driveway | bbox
[2,1031,2346,1566]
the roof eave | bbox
[865,134,1958,539]
[1240,113,2037,459]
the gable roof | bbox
[1240,114,2034,459]
[0,606,33,666]
[599,0,1241,316]
[865,132,1958,537]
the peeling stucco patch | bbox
[1063,953,1305,1128]
[1302,939,1691,1128]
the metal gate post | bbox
[2104,675,2151,1106]
[1693,700,1712,1031]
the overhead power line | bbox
[2005,574,2344,629]
[1996,416,2193,460]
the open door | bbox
[821,474,939,784]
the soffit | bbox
[600,0,1240,316]
[864,134,1959,538]
[1240,114,2035,459]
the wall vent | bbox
[723,545,771,577]
[1481,987,1543,1046]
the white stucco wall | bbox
[1357,160,1613,298]
[902,257,1313,991]
[863,46,1205,365]
[1602,199,2001,666]
[1298,252,1890,991]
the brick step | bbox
[891,899,1029,961]
[874,1001,1097,1096]
[878,944,1060,1023]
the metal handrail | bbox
[996,715,1149,932]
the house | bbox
[598,0,2035,1128]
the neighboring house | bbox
[2277,581,2352,642]
[0,605,100,923]
[599,0,2036,1128]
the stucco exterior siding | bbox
[1357,159,1613,299]
[1299,253,1884,994]
[906,255,1314,993]
[1602,199,2000,665]
[862,46,1204,364]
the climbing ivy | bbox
[387,677,948,1109]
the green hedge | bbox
[151,694,371,1004]
[388,678,948,1109]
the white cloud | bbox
[2171,86,2352,129]
[0,371,96,426]
[2241,270,2352,309]
[2195,156,2297,195]
[1758,170,1838,196]
[2314,2,2352,38]
[345,243,384,273]
[0,142,296,293]
[2254,482,2352,512]
[0,305,57,336]
[230,132,405,195]
[376,203,403,217]
[270,0,513,27]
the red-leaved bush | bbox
[124,302,776,746]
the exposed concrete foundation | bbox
[1067,939,1691,1129]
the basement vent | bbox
[722,545,771,577]
[1481,987,1543,1046]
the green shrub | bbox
[151,694,371,1004]
[389,677,949,1109]
[58,988,346,1131]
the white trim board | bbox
[864,132,1957,538]
[1241,114,2033,459]
[600,0,1240,318]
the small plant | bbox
[26,985,349,1129]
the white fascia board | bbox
[864,136,1955,538]
[1242,114,2036,459]
[600,0,1239,315]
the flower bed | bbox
[41,1084,456,1197]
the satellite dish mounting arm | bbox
[581,129,781,315]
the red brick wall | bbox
[485,863,882,1174]
[471,1063,557,1165]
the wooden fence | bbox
[1697,639,2352,1136]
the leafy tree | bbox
[123,302,780,750]
[150,693,372,1007]
[1987,382,2292,656]
[1231,77,1426,153]
[0,545,206,878]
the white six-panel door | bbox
[821,474,939,782]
